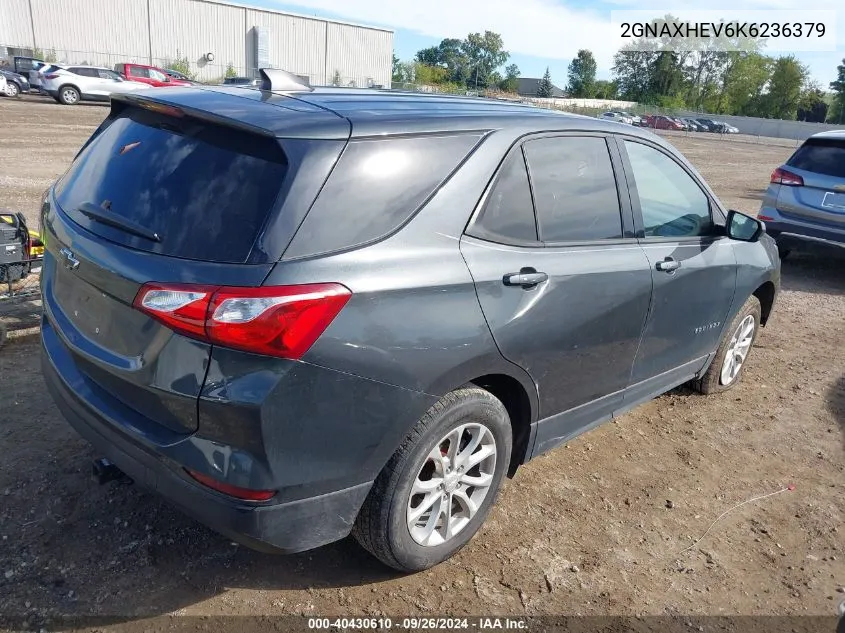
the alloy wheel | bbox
[407,423,497,547]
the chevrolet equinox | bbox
[41,69,780,572]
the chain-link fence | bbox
[2,45,385,88]
[5,42,835,143]
[387,82,838,146]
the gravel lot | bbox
[0,95,843,628]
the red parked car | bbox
[113,63,192,87]
[651,115,684,131]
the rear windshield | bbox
[788,138,845,178]
[55,107,287,263]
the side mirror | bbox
[726,209,764,242]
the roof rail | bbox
[258,68,313,92]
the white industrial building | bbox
[0,0,393,86]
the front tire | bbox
[353,387,512,572]
[4,81,19,97]
[695,296,761,395]
[58,85,80,105]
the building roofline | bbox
[183,0,394,33]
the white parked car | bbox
[600,111,633,125]
[41,66,150,105]
[618,111,642,126]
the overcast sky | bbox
[262,0,844,89]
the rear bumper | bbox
[41,318,375,554]
[759,206,845,248]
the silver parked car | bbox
[600,111,632,124]
[41,65,150,105]
[759,130,845,257]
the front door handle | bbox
[655,257,681,273]
[503,270,549,288]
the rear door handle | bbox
[503,270,548,288]
[655,258,681,273]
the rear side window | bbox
[788,139,845,178]
[470,150,537,244]
[129,66,150,78]
[54,107,287,263]
[523,136,623,242]
[69,67,98,77]
[284,134,483,259]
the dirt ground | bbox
[0,95,843,627]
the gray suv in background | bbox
[41,71,780,572]
[759,131,845,257]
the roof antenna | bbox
[258,68,313,92]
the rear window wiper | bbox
[78,201,162,242]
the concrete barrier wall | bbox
[676,112,844,141]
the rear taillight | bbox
[185,469,275,501]
[771,167,804,187]
[44,73,59,79]
[133,282,351,359]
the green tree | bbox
[498,63,520,92]
[797,83,828,122]
[648,51,684,99]
[593,79,619,99]
[613,49,658,102]
[460,31,509,89]
[718,52,773,116]
[760,55,808,119]
[165,49,197,80]
[829,58,845,123]
[392,53,402,83]
[415,38,470,85]
[567,49,597,97]
[537,67,553,98]
[224,62,237,78]
[413,62,450,85]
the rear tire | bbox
[4,81,19,97]
[58,85,80,105]
[353,387,512,572]
[694,296,761,395]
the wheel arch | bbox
[753,280,776,326]
[461,372,537,478]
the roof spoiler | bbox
[258,68,313,92]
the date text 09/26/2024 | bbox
[308,618,528,630]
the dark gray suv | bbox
[40,72,780,572]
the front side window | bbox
[624,141,712,238]
[523,136,623,242]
